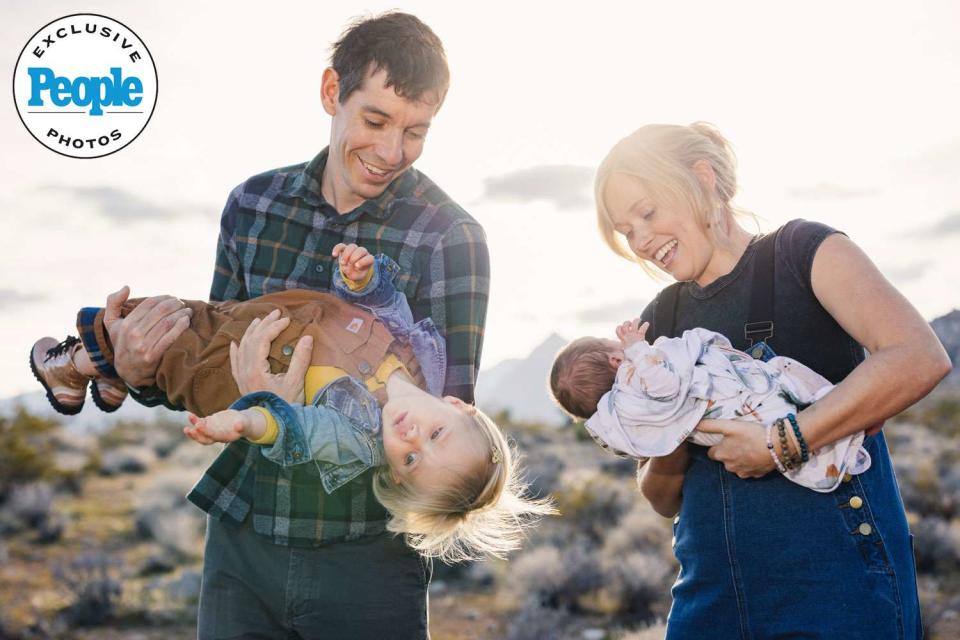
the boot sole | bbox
[90,380,123,413]
[29,347,83,416]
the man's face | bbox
[321,66,440,212]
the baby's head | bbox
[376,391,553,563]
[550,337,625,420]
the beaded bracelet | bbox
[766,423,787,473]
[776,418,797,470]
[785,413,809,463]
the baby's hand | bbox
[184,410,249,445]
[616,318,649,347]
[332,243,375,283]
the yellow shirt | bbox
[248,354,408,445]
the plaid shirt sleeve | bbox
[210,186,249,303]
[424,220,490,404]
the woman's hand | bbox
[698,419,776,478]
[229,309,312,404]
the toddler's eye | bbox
[431,427,443,440]
[643,209,656,220]
[404,452,419,466]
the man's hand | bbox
[616,318,649,348]
[184,409,265,444]
[332,243,375,283]
[103,287,193,387]
[698,419,776,478]
[229,309,312,404]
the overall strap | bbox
[652,281,683,340]
[744,228,781,346]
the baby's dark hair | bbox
[549,337,618,420]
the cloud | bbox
[786,182,880,200]
[479,165,594,211]
[908,211,960,238]
[572,297,649,325]
[34,185,202,222]
[0,289,46,310]
[881,261,931,284]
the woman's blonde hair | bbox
[595,122,756,278]
[372,407,556,564]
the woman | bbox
[594,122,950,639]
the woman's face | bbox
[603,172,716,285]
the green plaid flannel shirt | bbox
[171,148,489,546]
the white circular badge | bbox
[13,13,158,159]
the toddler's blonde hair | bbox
[595,122,757,278]
[372,407,555,563]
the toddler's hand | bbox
[184,410,248,445]
[616,318,649,347]
[332,243,375,283]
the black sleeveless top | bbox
[640,219,864,384]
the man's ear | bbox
[444,396,478,415]
[320,67,340,116]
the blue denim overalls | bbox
[666,433,922,639]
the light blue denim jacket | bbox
[230,254,447,494]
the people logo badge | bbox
[13,13,158,159]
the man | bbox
[103,12,489,638]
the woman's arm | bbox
[638,444,690,518]
[700,233,952,477]
[794,233,951,449]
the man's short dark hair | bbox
[331,12,450,105]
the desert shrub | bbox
[507,544,606,612]
[0,409,61,496]
[55,552,123,627]
[615,621,669,640]
[135,473,205,559]
[99,445,157,476]
[553,469,634,542]
[602,506,672,558]
[914,398,960,438]
[913,516,960,575]
[505,597,576,640]
[601,551,674,621]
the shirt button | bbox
[842,473,852,483]
[359,360,372,375]
[858,523,872,536]
[282,344,294,356]
[849,496,864,509]
[673,516,680,525]
[671,535,677,547]
[293,451,302,460]
[315,264,324,273]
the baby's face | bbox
[381,393,486,492]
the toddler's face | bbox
[381,393,486,492]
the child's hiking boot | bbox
[90,376,127,413]
[30,336,88,415]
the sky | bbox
[2,0,959,399]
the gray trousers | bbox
[197,515,431,639]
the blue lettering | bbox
[27,67,54,106]
[26,67,144,116]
